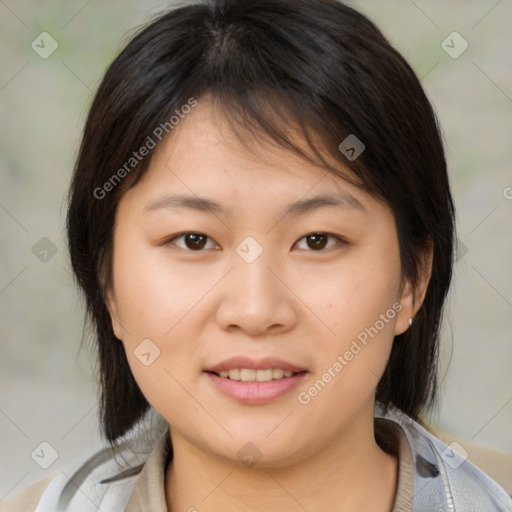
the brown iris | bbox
[305,233,328,250]
[184,233,208,250]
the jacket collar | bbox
[35,404,512,511]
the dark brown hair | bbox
[67,0,456,444]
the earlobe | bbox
[395,278,415,335]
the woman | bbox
[3,0,512,510]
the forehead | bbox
[134,97,369,207]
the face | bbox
[106,97,426,467]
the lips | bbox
[204,356,309,404]
[205,370,308,404]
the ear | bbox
[395,241,434,335]
[98,252,124,341]
[105,286,124,340]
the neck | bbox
[164,414,398,512]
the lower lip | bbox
[205,371,308,404]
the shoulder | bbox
[1,426,167,512]
[376,404,512,511]
[1,448,143,512]
[1,475,56,512]
[426,421,512,496]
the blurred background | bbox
[1,0,511,498]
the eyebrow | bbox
[143,191,367,216]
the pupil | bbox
[308,234,327,250]
[186,233,206,250]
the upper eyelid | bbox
[168,233,220,249]
[294,233,345,250]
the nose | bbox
[215,249,298,336]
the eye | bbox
[167,232,219,251]
[165,232,346,252]
[294,232,345,251]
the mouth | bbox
[204,370,309,404]
[203,357,309,404]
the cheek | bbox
[293,243,401,403]
[296,245,401,339]
[111,245,205,416]
[111,233,218,341]
[110,234,223,405]
[124,349,195,427]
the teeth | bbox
[240,369,256,382]
[272,368,284,379]
[216,369,298,381]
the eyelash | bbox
[164,232,347,252]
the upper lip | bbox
[205,356,307,373]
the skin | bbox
[106,97,432,511]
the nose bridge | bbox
[215,237,296,334]
[232,237,283,304]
